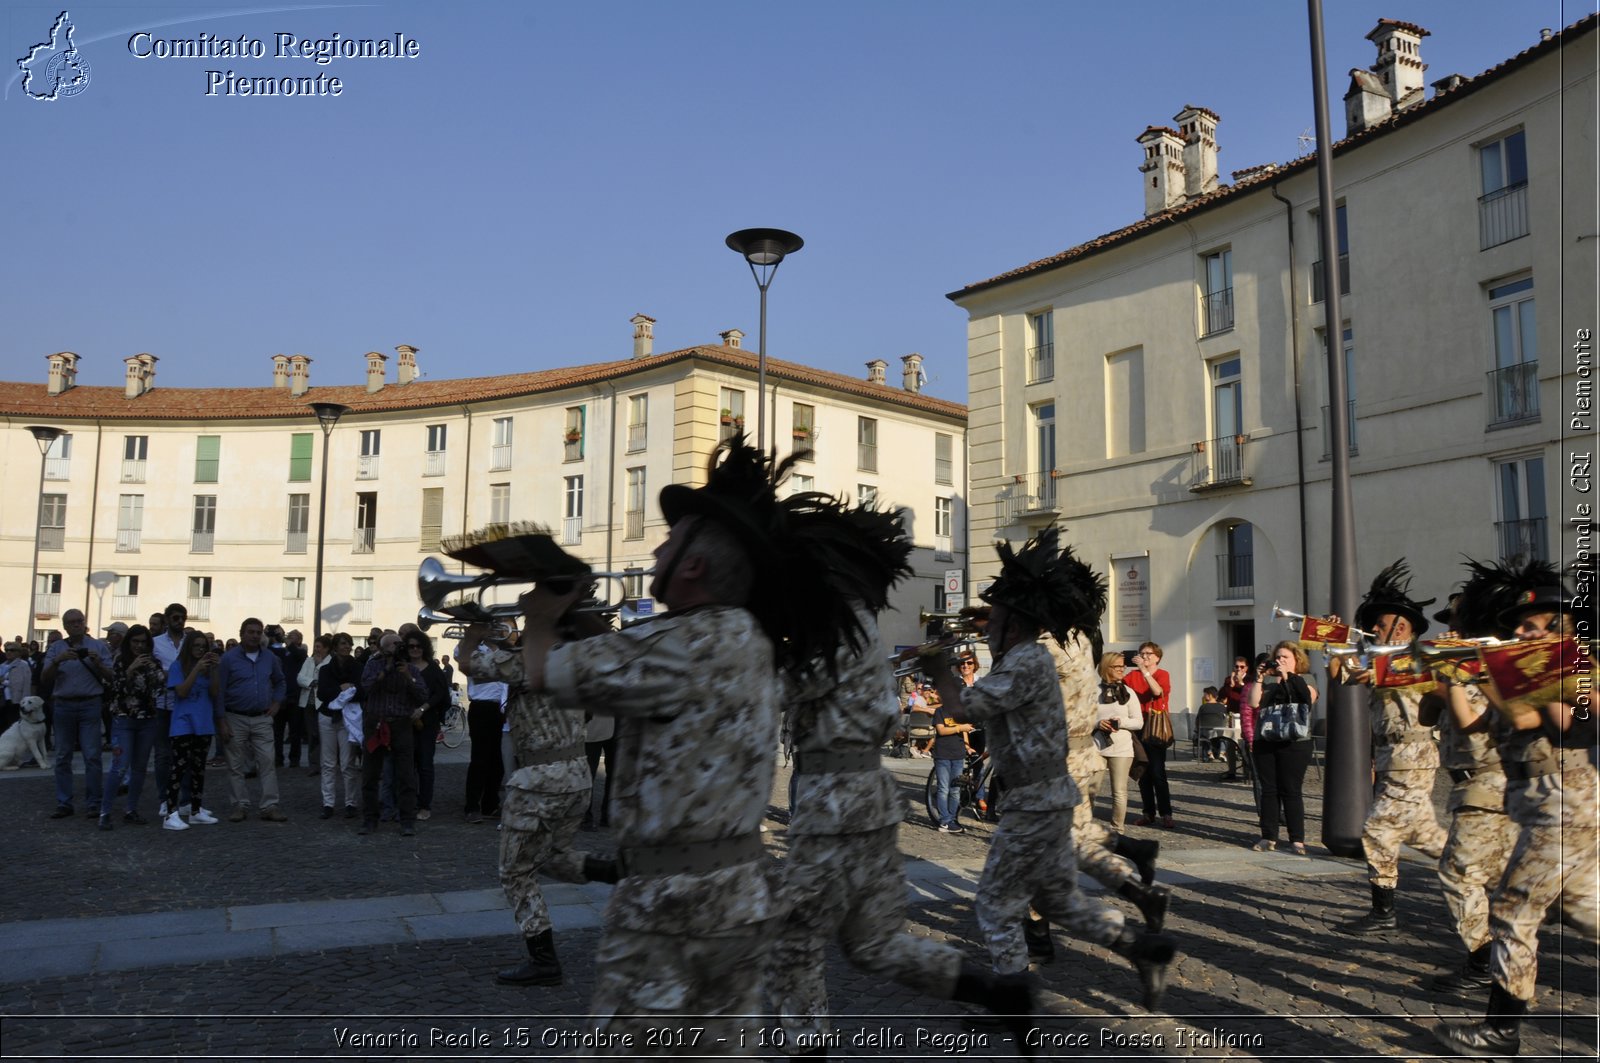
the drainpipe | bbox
[1271,182,1311,612]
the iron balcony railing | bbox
[1190,434,1250,490]
[357,454,379,479]
[44,457,70,480]
[1320,402,1358,459]
[191,530,214,553]
[564,438,584,461]
[935,536,953,562]
[625,510,644,540]
[39,527,65,551]
[1496,517,1547,563]
[352,528,375,554]
[1216,552,1254,600]
[34,592,60,617]
[627,424,647,452]
[1202,287,1234,335]
[1487,362,1539,426]
[424,450,446,477]
[1479,182,1529,250]
[1310,254,1350,303]
[111,594,138,619]
[1027,343,1055,384]
[187,597,211,622]
[280,600,304,622]
[489,444,512,472]
[999,471,1061,523]
[858,443,878,474]
[285,529,308,554]
[561,517,582,545]
[120,459,146,483]
[116,529,142,552]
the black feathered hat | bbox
[1451,558,1525,639]
[1491,558,1573,627]
[981,524,1079,638]
[783,494,912,613]
[1355,558,1436,636]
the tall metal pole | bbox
[757,282,769,450]
[23,426,62,642]
[309,403,348,638]
[726,228,803,453]
[1309,0,1367,858]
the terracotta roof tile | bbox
[1369,18,1430,39]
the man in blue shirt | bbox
[217,617,287,822]
[41,609,113,818]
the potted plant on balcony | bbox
[720,408,734,425]
[792,425,811,441]
[564,428,582,444]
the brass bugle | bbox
[418,557,646,611]
[1272,602,1378,641]
[1322,641,1412,671]
[417,607,514,642]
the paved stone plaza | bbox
[1,743,1593,1061]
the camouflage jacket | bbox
[960,639,1078,811]
[1370,686,1439,772]
[467,646,588,796]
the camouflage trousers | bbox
[978,807,1124,975]
[767,825,964,1046]
[499,786,589,939]
[1490,762,1600,1002]
[1438,803,1517,953]
[590,921,776,1055]
[1069,748,1135,889]
[1362,769,1447,889]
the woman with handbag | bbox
[1125,643,1175,829]
[1248,641,1318,853]
[1095,653,1144,833]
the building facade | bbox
[2,322,967,651]
[949,16,1596,709]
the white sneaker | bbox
[189,808,219,825]
[163,812,190,831]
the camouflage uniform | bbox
[1045,634,1137,889]
[547,605,779,1053]
[767,606,966,1045]
[1488,726,1600,1002]
[962,639,1122,975]
[1436,683,1516,954]
[1361,686,1448,888]
[468,647,592,940]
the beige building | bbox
[948,16,1596,710]
[2,320,967,651]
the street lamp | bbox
[309,402,350,636]
[725,227,804,450]
[24,426,62,640]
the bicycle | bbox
[436,694,468,749]
[924,748,996,826]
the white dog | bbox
[0,696,48,770]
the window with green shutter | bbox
[195,436,220,483]
[288,433,313,482]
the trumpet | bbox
[890,635,977,677]
[918,608,987,636]
[1272,602,1377,643]
[1322,641,1412,671]
[418,557,645,614]
[417,606,515,642]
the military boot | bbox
[1112,927,1177,1010]
[1342,883,1397,934]
[1433,982,1524,1057]
[496,928,562,986]
[1113,835,1160,886]
[952,963,1034,1049]
[1117,880,1171,932]
[1023,916,1055,963]
[1431,944,1493,992]
[583,856,619,884]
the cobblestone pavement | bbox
[1,743,1594,1061]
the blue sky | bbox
[2,0,1585,403]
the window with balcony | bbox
[857,416,878,473]
[564,407,586,461]
[121,435,148,483]
[1495,455,1546,563]
[1217,522,1254,600]
[791,402,815,456]
[1202,249,1234,334]
[1033,401,1057,491]
[34,573,62,618]
[1488,276,1538,426]
[117,494,143,553]
[358,430,381,480]
[1311,204,1350,302]
[1479,130,1529,249]
[38,494,65,551]
[1027,310,1055,383]
[354,492,377,553]
[282,577,305,623]
[350,577,373,624]
[625,467,646,540]
[421,487,445,551]
[187,576,212,622]
[627,395,648,453]
[718,389,745,442]
[112,574,139,619]
[935,433,953,485]
[489,483,510,525]
[191,495,216,553]
[288,433,312,482]
[563,476,583,544]
[934,496,953,561]
[857,483,878,509]
[43,433,71,480]
[1192,358,1249,489]
[194,435,220,483]
[286,494,309,554]
[425,423,448,476]
[490,417,513,471]
[1319,327,1357,458]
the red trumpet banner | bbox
[1480,637,1592,705]
[1297,616,1354,650]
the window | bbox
[1218,522,1254,599]
[354,492,377,553]
[117,495,143,553]
[625,467,646,540]
[564,407,586,461]
[627,395,648,452]
[1488,276,1538,425]
[425,423,448,476]
[1311,204,1350,302]
[1495,455,1547,562]
[194,435,220,483]
[34,573,62,617]
[358,430,381,479]
[622,568,647,601]
[1105,347,1146,458]
[1200,359,1246,486]
[112,575,139,619]
[288,433,312,482]
[38,494,65,551]
[857,417,878,473]
[187,576,212,622]
[490,417,513,471]
[351,577,373,624]
[286,494,309,553]
[191,495,216,553]
[1320,328,1357,458]
[1202,249,1234,334]
[489,483,511,525]
[282,577,305,623]
[857,484,879,509]
[719,389,745,442]
[1029,402,1059,509]
[121,435,148,483]
[1027,311,1055,383]
[935,433,953,485]
[421,487,445,551]
[790,473,815,496]
[791,403,815,455]
[1479,130,1529,248]
[1210,358,1242,440]
[43,433,71,480]
[562,476,583,544]
[934,497,953,560]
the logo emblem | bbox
[18,11,91,101]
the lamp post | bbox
[309,402,349,636]
[24,426,62,641]
[725,228,804,450]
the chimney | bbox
[137,353,157,391]
[46,351,79,396]
[123,353,156,399]
[272,354,291,388]
[1432,73,1465,95]
[901,353,925,393]
[1344,68,1391,136]
[1137,126,1185,216]
[1367,20,1429,111]
[865,359,888,386]
[1174,106,1220,200]
[395,344,419,385]
[365,351,388,394]
[289,355,312,397]
[631,313,655,359]
[719,328,744,350]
